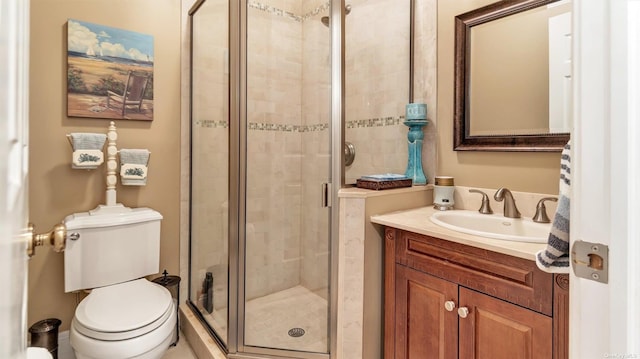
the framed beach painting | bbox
[67,19,154,121]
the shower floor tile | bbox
[244,285,328,353]
[199,285,328,354]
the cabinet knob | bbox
[457,307,470,318]
[444,301,456,312]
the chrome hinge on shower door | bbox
[322,183,332,207]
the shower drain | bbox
[288,327,306,338]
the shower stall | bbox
[188,0,412,358]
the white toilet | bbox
[63,206,175,359]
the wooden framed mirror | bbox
[454,0,571,152]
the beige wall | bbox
[28,0,181,332]
[437,0,563,194]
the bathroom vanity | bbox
[372,207,569,359]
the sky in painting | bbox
[67,19,153,62]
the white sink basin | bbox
[430,210,551,243]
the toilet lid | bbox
[75,279,172,335]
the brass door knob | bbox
[27,222,67,257]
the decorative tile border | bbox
[346,116,404,129]
[196,116,405,131]
[248,1,301,22]
[245,116,403,132]
[248,1,330,22]
[248,122,328,132]
[301,2,331,21]
[196,120,228,128]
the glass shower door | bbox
[242,1,331,355]
[189,0,230,346]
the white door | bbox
[571,0,640,358]
[1,0,31,358]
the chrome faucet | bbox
[493,187,521,218]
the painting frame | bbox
[67,19,154,121]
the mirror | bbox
[454,0,571,151]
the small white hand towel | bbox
[69,133,107,150]
[119,149,150,186]
[536,141,571,273]
[69,133,107,169]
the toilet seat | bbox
[73,279,172,341]
[70,303,176,359]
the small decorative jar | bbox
[433,176,455,210]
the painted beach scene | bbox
[67,19,154,120]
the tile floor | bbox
[162,332,197,359]
[57,331,197,359]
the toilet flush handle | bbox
[27,222,67,257]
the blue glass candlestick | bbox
[404,103,428,185]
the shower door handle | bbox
[322,183,332,208]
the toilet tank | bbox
[63,206,163,293]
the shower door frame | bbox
[186,0,238,353]
[188,0,345,358]
[231,0,343,358]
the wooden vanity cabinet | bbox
[384,227,569,359]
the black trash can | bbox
[152,270,181,346]
[29,318,62,359]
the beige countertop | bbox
[370,206,548,261]
[338,185,431,199]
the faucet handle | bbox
[532,197,558,223]
[469,189,493,214]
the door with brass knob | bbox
[27,223,67,257]
[2,7,31,357]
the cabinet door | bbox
[395,265,458,359]
[458,287,552,359]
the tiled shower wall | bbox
[300,0,332,296]
[246,0,331,300]
[191,0,414,303]
[344,0,412,183]
[245,0,304,300]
